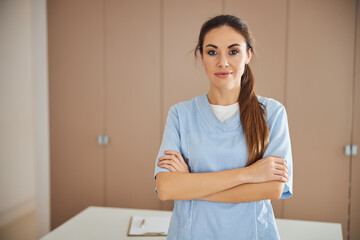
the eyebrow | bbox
[205,43,240,48]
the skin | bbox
[156,26,289,203]
[201,25,252,106]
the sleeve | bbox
[153,105,182,196]
[262,104,293,199]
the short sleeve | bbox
[153,105,182,196]
[262,104,293,199]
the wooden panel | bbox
[350,1,360,239]
[104,0,162,210]
[162,0,221,210]
[163,0,221,117]
[224,0,288,218]
[48,0,105,229]
[224,0,287,101]
[286,0,355,238]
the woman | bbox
[154,14,293,240]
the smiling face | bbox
[201,25,253,91]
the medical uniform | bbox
[154,93,293,240]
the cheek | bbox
[202,59,214,72]
[234,58,246,70]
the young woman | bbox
[154,14,293,240]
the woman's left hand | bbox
[157,150,189,173]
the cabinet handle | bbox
[103,135,109,145]
[345,144,358,156]
[98,135,109,145]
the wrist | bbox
[237,167,252,185]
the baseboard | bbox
[0,197,36,227]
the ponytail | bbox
[239,64,269,166]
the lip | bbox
[215,72,232,78]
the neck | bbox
[207,87,240,106]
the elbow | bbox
[156,173,170,201]
[157,187,169,201]
[269,182,285,200]
[157,192,169,201]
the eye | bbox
[229,49,239,55]
[207,50,217,56]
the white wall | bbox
[0,0,36,225]
[0,0,50,238]
[32,0,50,237]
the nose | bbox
[217,54,229,68]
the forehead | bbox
[203,26,246,47]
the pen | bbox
[141,218,146,228]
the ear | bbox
[245,48,253,64]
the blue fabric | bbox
[154,93,293,240]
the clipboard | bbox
[127,215,171,237]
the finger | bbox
[164,150,180,156]
[274,158,288,169]
[169,153,184,168]
[159,162,179,172]
[274,164,285,170]
[275,175,288,182]
[173,152,188,168]
[275,164,288,173]
[165,151,188,168]
[158,156,167,161]
[158,154,179,163]
[274,170,288,179]
[158,163,177,172]
[163,154,184,170]
[158,154,175,161]
[158,159,181,172]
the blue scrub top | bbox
[154,93,293,240]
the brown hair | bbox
[194,15,269,166]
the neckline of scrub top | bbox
[196,93,241,133]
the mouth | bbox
[215,72,232,78]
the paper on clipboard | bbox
[127,215,171,236]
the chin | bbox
[212,82,235,90]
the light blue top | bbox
[154,93,293,240]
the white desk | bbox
[41,206,343,240]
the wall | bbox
[33,0,50,237]
[0,0,36,227]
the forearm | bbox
[198,181,285,203]
[156,168,249,201]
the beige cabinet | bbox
[48,0,162,229]
[48,0,359,239]
[350,1,360,239]
[104,0,161,209]
[285,1,356,239]
[48,0,105,229]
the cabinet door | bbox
[162,0,221,210]
[104,0,162,209]
[48,0,105,229]
[224,0,287,218]
[350,1,360,239]
[286,0,355,238]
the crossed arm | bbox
[155,150,288,203]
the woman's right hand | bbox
[245,156,289,183]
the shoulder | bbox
[256,94,287,122]
[168,94,200,115]
[256,94,285,111]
